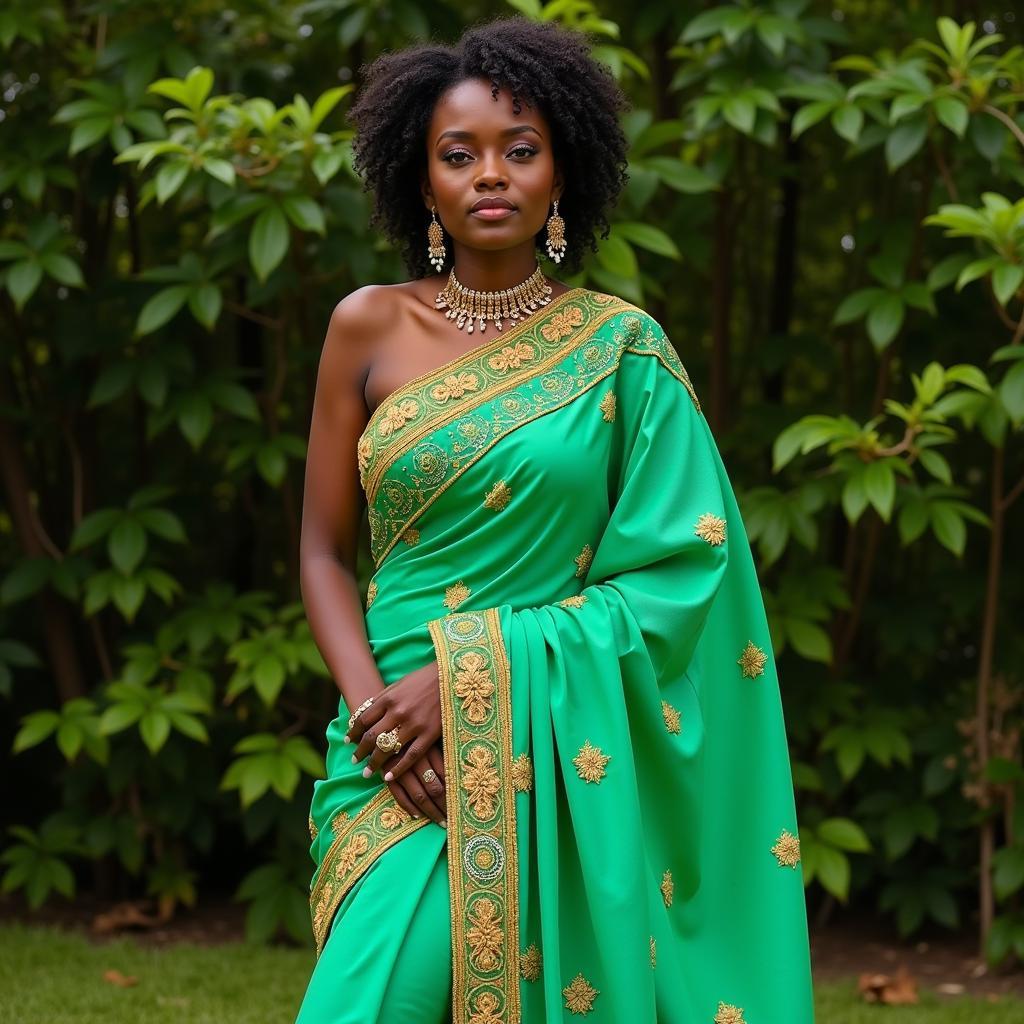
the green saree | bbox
[297,288,815,1023]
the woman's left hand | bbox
[345,659,443,782]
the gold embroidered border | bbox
[309,788,428,955]
[361,288,595,500]
[428,608,519,1024]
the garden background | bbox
[1,0,1024,1017]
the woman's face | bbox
[422,76,562,260]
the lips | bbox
[470,196,516,212]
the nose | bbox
[473,151,508,191]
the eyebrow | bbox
[436,125,542,144]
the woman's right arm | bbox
[299,287,384,711]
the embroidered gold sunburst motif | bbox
[558,594,588,608]
[488,341,536,372]
[466,898,503,971]
[380,805,411,831]
[649,935,657,968]
[453,651,495,725]
[520,943,542,981]
[308,815,318,840]
[330,811,350,838]
[483,479,512,511]
[772,828,801,867]
[714,1002,747,1024]
[662,700,682,735]
[444,580,471,611]
[737,641,768,679]
[462,744,501,820]
[511,753,534,792]
[377,398,419,438]
[335,833,369,877]
[660,869,674,907]
[541,305,585,342]
[467,992,502,1024]
[356,435,373,479]
[573,740,610,784]
[562,973,599,1015]
[430,371,479,403]
[599,389,616,422]
[365,580,378,610]
[694,512,726,546]
[401,526,420,546]
[574,543,594,579]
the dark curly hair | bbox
[347,17,630,277]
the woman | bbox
[296,16,814,1024]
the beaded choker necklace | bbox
[434,263,553,334]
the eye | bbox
[509,144,537,158]
[441,149,472,165]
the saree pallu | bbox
[297,288,815,1023]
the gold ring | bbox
[422,768,438,785]
[347,698,375,730]
[375,727,402,755]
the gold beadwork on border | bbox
[738,641,768,679]
[309,790,426,955]
[562,973,599,1015]
[330,811,349,838]
[695,512,726,546]
[483,479,512,511]
[365,580,378,610]
[558,594,588,608]
[649,936,657,968]
[401,526,420,545]
[661,869,674,907]
[714,1002,747,1024]
[520,943,542,981]
[308,814,317,840]
[662,700,682,735]
[772,828,801,867]
[574,544,594,579]
[444,580,471,611]
[511,753,534,793]
[573,740,610,784]
[599,389,616,422]
[429,608,519,1024]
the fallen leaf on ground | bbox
[102,969,138,988]
[858,965,919,1004]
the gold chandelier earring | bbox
[545,198,566,264]
[427,206,447,272]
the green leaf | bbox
[108,518,146,575]
[13,711,60,753]
[992,263,1024,307]
[155,159,190,206]
[281,196,326,235]
[69,117,111,155]
[815,844,851,901]
[39,253,84,288]
[249,205,290,282]
[918,449,952,484]
[786,619,831,663]
[933,95,968,138]
[722,95,756,135]
[831,104,863,143]
[817,818,871,853]
[7,261,43,311]
[595,233,638,278]
[188,283,222,330]
[931,503,966,556]
[643,156,717,194]
[1000,362,1024,425]
[866,294,904,350]
[202,158,235,187]
[136,285,190,336]
[613,222,680,259]
[885,116,928,171]
[863,460,895,520]
[139,711,171,754]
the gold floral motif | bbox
[430,371,479,403]
[714,1002,747,1024]
[377,398,419,438]
[444,580,471,611]
[467,992,502,1024]
[574,543,594,579]
[365,580,378,610]
[599,389,616,422]
[541,305,585,342]
[487,341,536,373]
[771,828,801,867]
[660,869,674,907]
[562,973,599,1015]
[558,594,588,608]
[511,753,534,793]
[356,435,373,479]
[520,943,542,981]
[453,651,495,725]
[738,641,768,679]
[466,898,503,972]
[649,936,657,968]
[330,811,350,838]
[694,512,727,546]
[662,700,682,735]
[462,744,500,820]
[379,805,411,831]
[401,526,420,546]
[335,832,369,877]
[308,814,318,840]
[483,479,512,511]
[573,740,610,784]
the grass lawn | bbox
[1,924,1022,1023]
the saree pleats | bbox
[298,289,815,1024]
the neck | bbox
[447,243,542,291]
